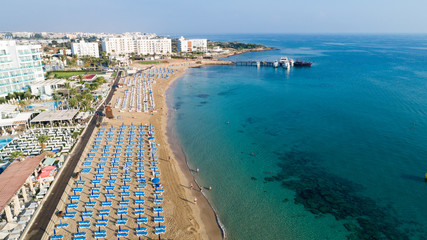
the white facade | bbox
[101,37,134,55]
[178,37,208,52]
[0,40,44,97]
[71,40,99,57]
[135,38,172,55]
[102,37,172,55]
[30,79,66,96]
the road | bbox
[24,71,122,239]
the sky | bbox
[1,0,427,34]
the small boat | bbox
[280,57,290,69]
[273,61,279,68]
[294,60,313,67]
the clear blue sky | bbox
[1,0,426,34]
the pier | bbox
[233,61,275,67]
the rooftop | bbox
[0,112,34,128]
[0,155,45,213]
[30,109,79,123]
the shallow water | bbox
[169,34,427,240]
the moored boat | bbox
[293,60,312,67]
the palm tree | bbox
[78,75,84,83]
[81,100,90,111]
[69,97,78,108]
[85,93,94,102]
[52,92,61,109]
[37,135,49,151]
[71,132,79,140]
[64,82,71,99]
[70,88,77,96]
[10,150,24,162]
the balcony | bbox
[0,65,43,73]
[19,52,33,56]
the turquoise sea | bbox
[167,34,427,240]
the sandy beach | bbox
[42,58,227,240]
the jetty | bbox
[233,61,275,67]
[232,57,313,68]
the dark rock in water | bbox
[246,117,257,124]
[251,177,257,181]
[174,101,184,110]
[237,130,244,133]
[217,87,239,96]
[264,177,274,182]
[200,101,208,104]
[265,148,414,240]
[282,198,289,203]
[344,223,359,232]
[197,94,209,99]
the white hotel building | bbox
[102,37,172,55]
[178,37,208,53]
[71,40,99,57]
[101,37,135,55]
[134,38,172,55]
[0,40,44,97]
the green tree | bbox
[85,93,94,102]
[52,92,61,108]
[64,82,71,99]
[76,94,83,102]
[69,98,77,108]
[10,151,24,162]
[70,88,77,96]
[37,135,49,151]
[23,90,31,99]
[71,131,79,140]
[81,100,90,111]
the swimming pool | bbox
[28,101,62,110]
[0,138,13,150]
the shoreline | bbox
[150,47,276,239]
[163,66,227,239]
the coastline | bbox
[142,47,277,239]
[163,65,227,239]
[133,59,226,239]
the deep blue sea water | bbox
[167,34,427,240]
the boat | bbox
[280,57,291,69]
[273,61,279,68]
[293,60,312,67]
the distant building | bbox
[58,49,72,56]
[102,37,172,55]
[101,37,134,55]
[0,40,44,97]
[135,38,172,55]
[178,37,208,53]
[71,40,99,57]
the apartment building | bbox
[101,37,135,55]
[0,40,44,96]
[102,37,172,55]
[134,38,172,55]
[178,37,208,52]
[71,40,99,57]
